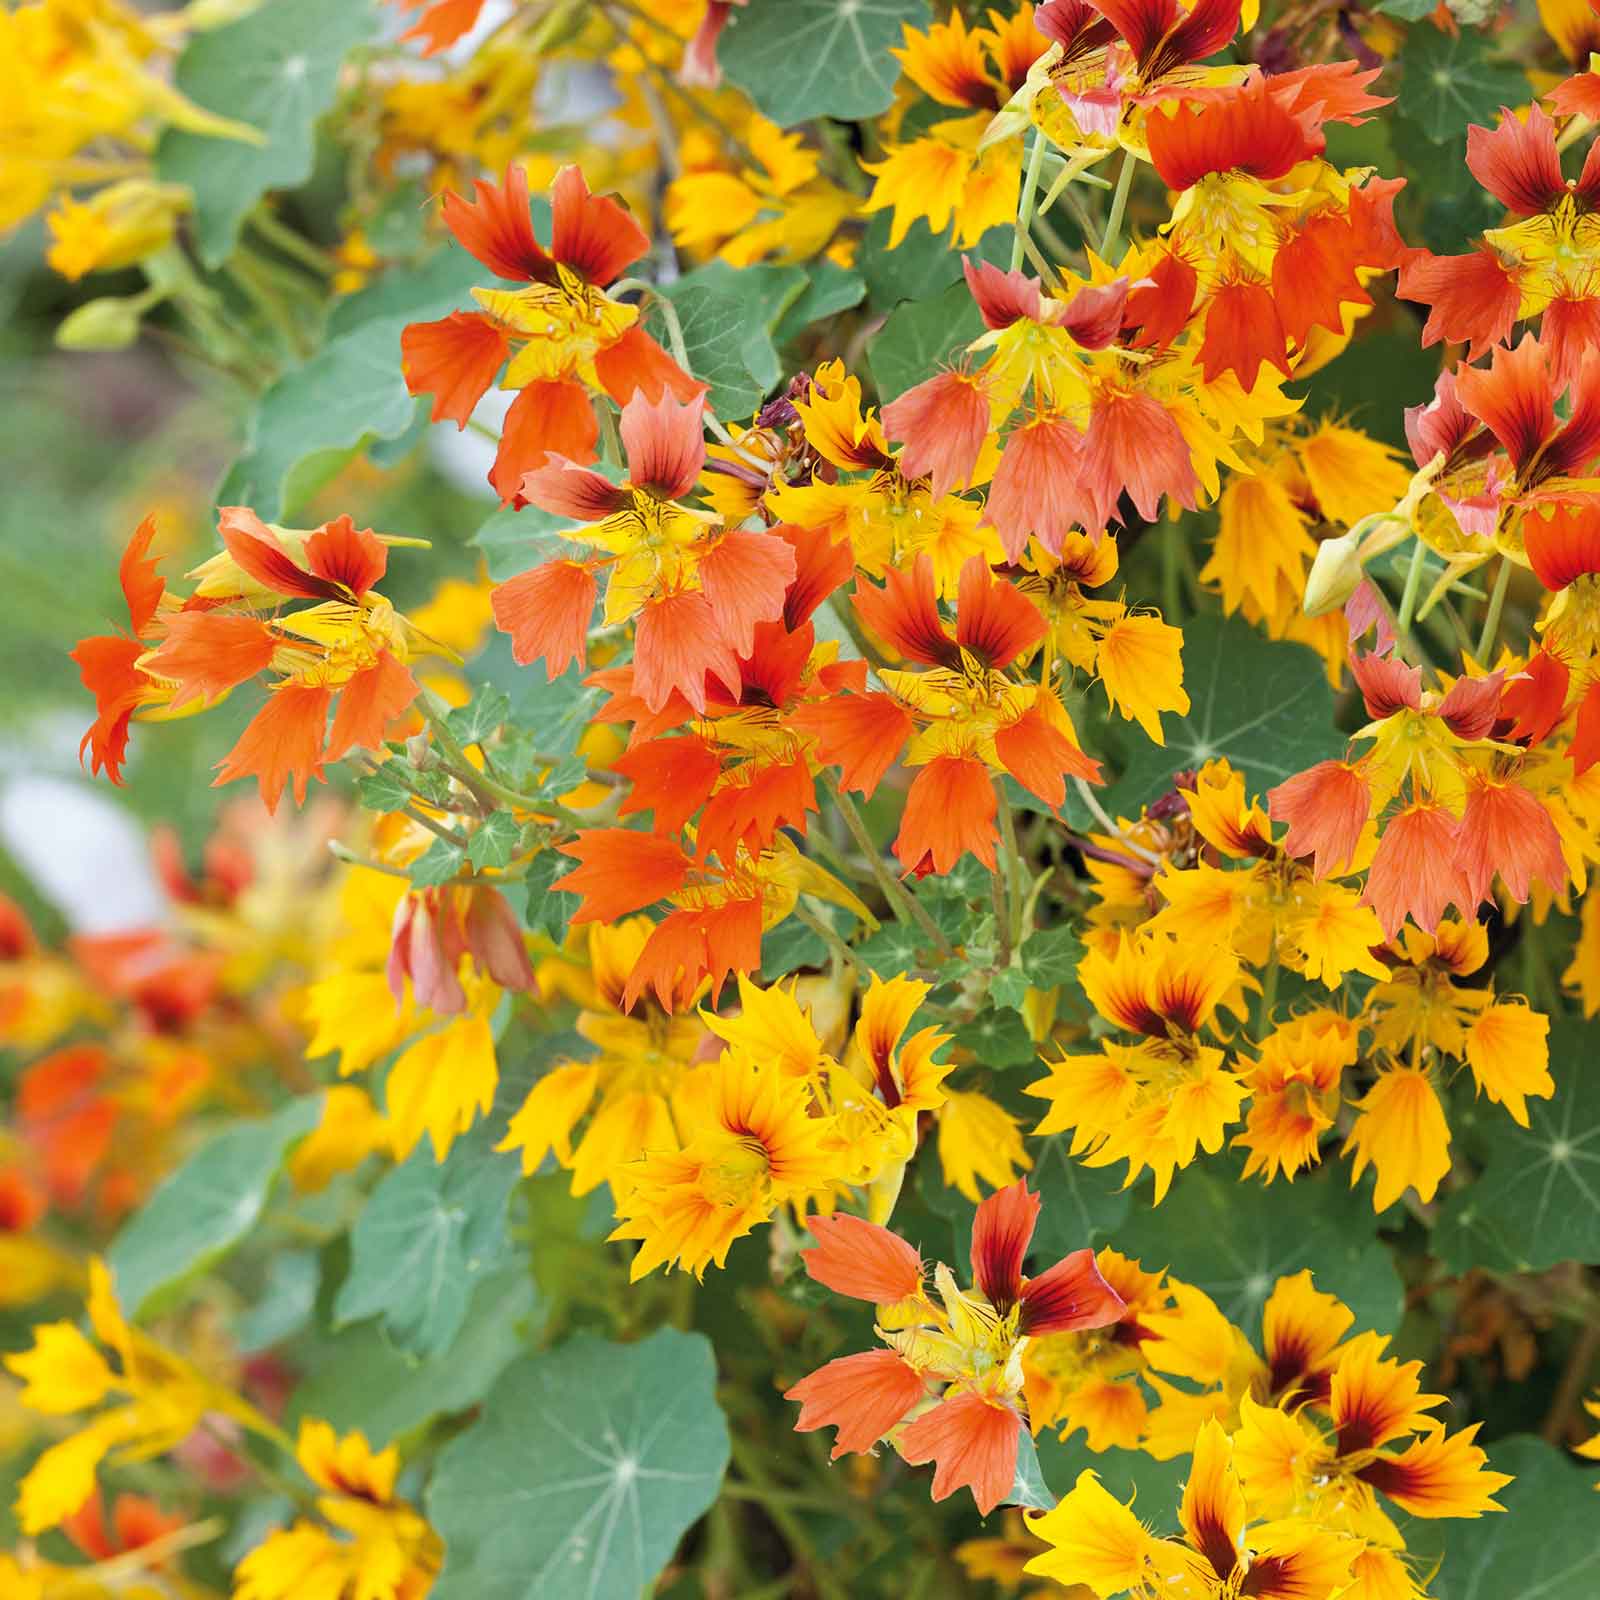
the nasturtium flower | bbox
[1026,930,1250,1201]
[234,1420,442,1600]
[74,511,430,812]
[787,1183,1124,1514]
[1027,1419,1358,1599]
[6,1260,278,1535]
[493,389,797,713]
[794,552,1102,875]
[402,162,702,500]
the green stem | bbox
[1012,127,1048,272]
[1396,535,1428,635]
[1255,942,1280,1036]
[826,779,955,961]
[1476,555,1512,662]
[795,900,857,973]
[725,1436,854,1600]
[226,253,312,361]
[991,853,1013,969]
[420,697,590,832]
[1160,520,1183,620]
[997,782,1025,951]
[249,204,337,277]
[1099,147,1136,261]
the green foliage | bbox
[157,0,378,267]
[333,1129,521,1359]
[1431,1437,1598,1598]
[1011,1432,1056,1510]
[108,1095,322,1319]
[950,1006,1037,1066]
[775,261,868,344]
[647,261,806,420]
[219,251,485,517]
[467,810,521,871]
[1103,611,1340,816]
[290,1269,540,1447]
[448,685,514,747]
[719,0,931,126]
[428,1329,730,1599]
[472,502,582,583]
[408,835,466,887]
[1434,1019,1600,1275]
[1395,29,1530,145]
[868,277,986,397]
[522,849,580,944]
[1114,1159,1404,1337]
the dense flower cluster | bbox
[10,0,1600,1595]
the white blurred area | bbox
[1,714,167,934]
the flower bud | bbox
[463,885,535,994]
[55,297,144,352]
[387,890,466,1015]
[1303,528,1366,618]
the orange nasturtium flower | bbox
[785,1181,1124,1515]
[490,390,798,713]
[792,552,1101,875]
[74,512,428,812]
[401,162,703,501]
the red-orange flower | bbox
[786,1183,1123,1515]
[402,164,701,500]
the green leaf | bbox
[1103,612,1339,818]
[156,0,378,267]
[1395,28,1529,146]
[478,634,607,757]
[951,1007,1038,1067]
[867,277,986,399]
[647,262,806,420]
[1022,925,1085,990]
[358,765,416,815]
[108,1095,322,1319]
[1033,1435,1188,1535]
[237,1250,320,1354]
[1113,1157,1403,1338]
[1374,0,1436,17]
[327,246,491,340]
[428,1329,730,1600]
[218,317,419,518]
[856,919,929,978]
[1026,1134,1134,1258]
[1431,1436,1596,1599]
[220,252,487,520]
[1434,1018,1600,1275]
[289,1269,539,1447]
[523,849,579,944]
[719,0,929,126]
[467,811,521,871]
[409,836,465,888]
[989,963,1032,1014]
[333,1133,520,1359]
[449,686,513,748]
[762,904,847,978]
[858,213,1010,311]
[774,261,867,344]
[471,503,577,585]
